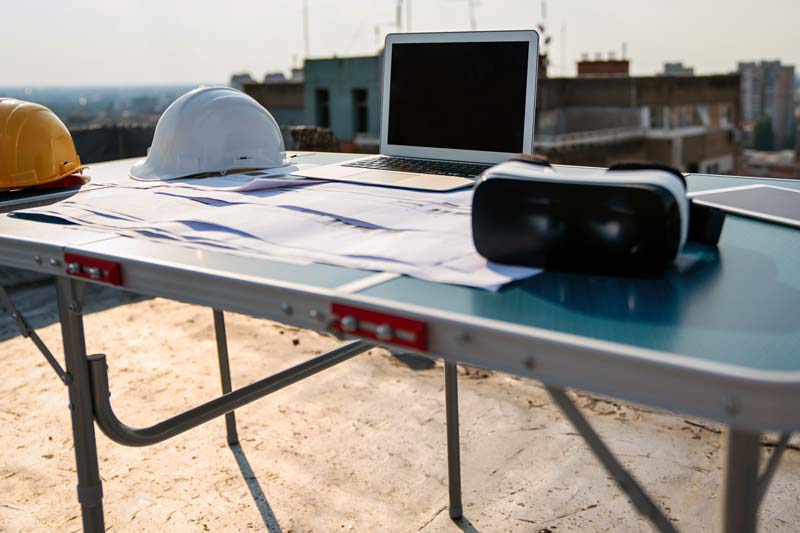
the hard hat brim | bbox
[0,165,89,192]
[129,158,293,182]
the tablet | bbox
[689,185,800,229]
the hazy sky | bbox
[2,0,798,86]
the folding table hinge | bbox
[64,253,122,286]
[329,303,427,351]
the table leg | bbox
[213,309,239,445]
[56,278,105,533]
[445,361,463,519]
[722,428,761,533]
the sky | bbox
[2,0,798,86]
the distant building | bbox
[536,75,741,174]
[662,62,695,77]
[244,56,741,173]
[742,149,800,179]
[577,58,630,77]
[263,72,287,83]
[230,73,255,91]
[303,55,383,152]
[738,61,795,149]
[244,55,381,152]
[243,80,305,127]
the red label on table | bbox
[330,303,427,351]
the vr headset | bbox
[472,157,725,276]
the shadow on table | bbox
[230,443,283,532]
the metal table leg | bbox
[722,429,761,533]
[213,309,239,445]
[56,277,105,533]
[445,361,463,519]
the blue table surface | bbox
[359,170,800,373]
[5,156,800,373]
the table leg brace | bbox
[89,339,373,447]
[1,284,71,385]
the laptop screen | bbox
[387,41,529,154]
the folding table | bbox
[1,154,798,533]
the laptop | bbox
[292,30,539,191]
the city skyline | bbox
[2,0,799,86]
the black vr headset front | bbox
[472,157,725,277]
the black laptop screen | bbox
[387,41,529,153]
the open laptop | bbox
[292,30,539,191]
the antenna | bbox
[622,41,627,60]
[449,0,479,31]
[302,0,310,58]
[396,0,403,32]
[560,24,566,77]
[468,0,477,30]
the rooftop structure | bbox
[738,60,796,149]
[246,54,741,172]
[742,148,800,179]
[244,80,305,128]
[229,72,255,91]
[662,62,695,77]
[536,75,741,173]
[576,58,630,78]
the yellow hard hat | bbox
[0,98,87,191]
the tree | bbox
[752,115,775,151]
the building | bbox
[662,62,695,77]
[302,55,383,152]
[536,75,741,174]
[742,149,800,179]
[244,54,740,173]
[577,58,630,77]
[230,73,255,91]
[246,55,382,152]
[738,61,796,149]
[243,80,306,127]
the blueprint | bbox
[13,173,541,291]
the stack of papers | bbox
[14,167,541,291]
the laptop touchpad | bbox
[348,171,472,191]
[346,170,412,184]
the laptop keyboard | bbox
[342,156,493,178]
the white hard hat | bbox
[130,86,287,181]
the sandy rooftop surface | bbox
[0,281,798,532]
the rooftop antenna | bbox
[396,0,403,32]
[622,41,627,60]
[468,0,477,30]
[448,0,478,30]
[374,17,399,50]
[302,0,310,58]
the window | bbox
[315,89,330,128]
[649,106,665,129]
[719,103,733,128]
[352,88,368,134]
